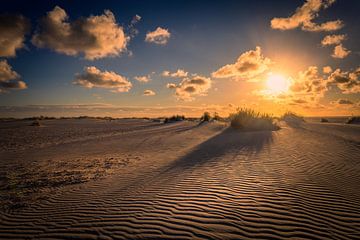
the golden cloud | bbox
[0,60,27,92]
[143,89,156,96]
[32,6,128,60]
[167,75,212,101]
[321,34,346,46]
[162,69,188,78]
[212,46,271,81]
[270,0,343,32]
[145,27,171,45]
[73,66,132,92]
[0,14,30,57]
[331,44,350,59]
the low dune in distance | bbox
[0,118,360,239]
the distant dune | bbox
[1,119,360,239]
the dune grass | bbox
[346,116,360,124]
[164,115,185,123]
[200,112,211,122]
[281,111,305,123]
[230,108,279,131]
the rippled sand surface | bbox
[1,119,359,239]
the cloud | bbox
[166,83,177,89]
[134,75,151,82]
[327,67,360,93]
[32,6,128,60]
[290,66,328,98]
[0,60,27,92]
[162,69,188,78]
[73,66,132,92]
[335,99,354,105]
[0,14,31,57]
[331,44,350,58]
[270,0,343,32]
[212,46,271,81]
[127,14,141,38]
[145,27,171,45]
[321,34,346,46]
[170,75,212,101]
[323,66,332,74]
[143,89,156,96]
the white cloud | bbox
[0,60,27,92]
[332,44,350,58]
[145,27,171,45]
[0,14,30,57]
[32,6,128,60]
[134,75,151,82]
[212,46,271,81]
[73,66,132,93]
[321,34,346,46]
[143,89,156,96]
[162,69,188,78]
[169,75,212,101]
[270,0,343,32]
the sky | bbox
[0,0,359,118]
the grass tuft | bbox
[164,115,185,123]
[281,111,304,123]
[346,116,360,124]
[230,108,279,131]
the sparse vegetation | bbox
[281,111,304,123]
[30,120,41,126]
[320,118,329,123]
[346,116,360,124]
[200,112,211,122]
[230,108,279,131]
[164,115,185,123]
[213,112,222,121]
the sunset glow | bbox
[266,74,290,95]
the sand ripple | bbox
[0,121,360,239]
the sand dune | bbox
[0,119,360,239]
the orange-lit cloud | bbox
[32,6,128,60]
[323,66,332,74]
[145,27,171,45]
[134,75,151,83]
[0,60,27,92]
[321,34,346,46]
[333,99,354,105]
[168,75,212,101]
[327,67,360,93]
[270,0,343,32]
[166,83,177,89]
[331,44,350,59]
[73,66,132,92]
[162,69,188,78]
[0,14,30,57]
[143,89,156,96]
[212,46,271,81]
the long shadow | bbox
[159,127,274,175]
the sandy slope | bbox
[0,119,360,239]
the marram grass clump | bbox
[281,111,304,123]
[164,115,185,123]
[230,108,279,131]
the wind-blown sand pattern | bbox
[1,119,360,239]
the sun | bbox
[266,73,290,94]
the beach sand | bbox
[0,118,360,239]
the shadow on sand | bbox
[160,127,275,174]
